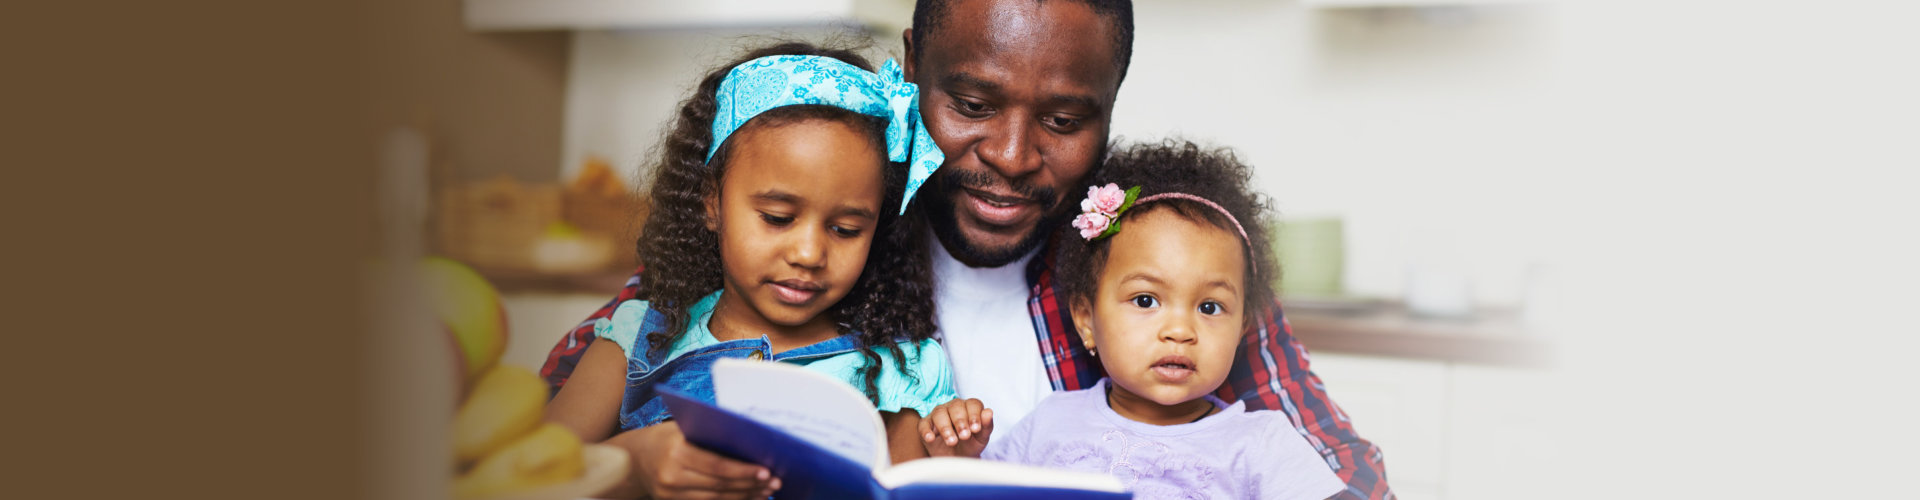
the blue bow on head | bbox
[709,55,945,215]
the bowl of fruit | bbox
[426,257,628,500]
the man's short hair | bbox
[909,0,1135,83]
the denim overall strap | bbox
[771,333,864,363]
[617,336,771,430]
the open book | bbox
[660,358,1130,500]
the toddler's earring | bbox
[1088,347,1097,357]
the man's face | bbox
[905,0,1123,267]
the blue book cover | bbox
[660,359,1131,500]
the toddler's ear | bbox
[703,192,721,232]
[1069,297,1097,353]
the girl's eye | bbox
[1198,301,1224,316]
[1130,295,1158,309]
[760,213,793,226]
[829,225,862,238]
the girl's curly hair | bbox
[633,40,936,404]
[1055,139,1281,323]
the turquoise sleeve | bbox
[591,299,651,360]
[872,339,958,417]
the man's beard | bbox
[921,168,1075,268]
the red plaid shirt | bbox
[541,249,1392,499]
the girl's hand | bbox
[611,422,779,500]
[918,398,993,458]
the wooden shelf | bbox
[1285,300,1551,367]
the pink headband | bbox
[1072,184,1258,276]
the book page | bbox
[710,358,889,469]
[874,457,1127,492]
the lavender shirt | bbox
[982,378,1345,500]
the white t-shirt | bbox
[928,235,1054,428]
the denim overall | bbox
[615,305,867,431]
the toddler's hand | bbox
[918,398,993,458]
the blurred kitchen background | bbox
[369,0,1918,499]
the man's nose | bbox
[976,115,1043,179]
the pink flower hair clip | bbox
[1072,183,1141,240]
[1072,185,1261,275]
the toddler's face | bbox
[1072,209,1247,418]
[707,119,886,331]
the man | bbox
[541,1,1390,498]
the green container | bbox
[1275,217,1344,298]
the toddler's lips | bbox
[1149,355,1196,382]
[768,279,823,306]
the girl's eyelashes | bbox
[1198,300,1225,316]
[1129,294,1159,309]
[829,225,863,238]
[759,212,794,226]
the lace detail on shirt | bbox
[1037,430,1219,499]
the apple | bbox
[422,256,509,387]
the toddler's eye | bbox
[760,213,794,226]
[829,225,862,238]
[1198,301,1224,316]
[1130,295,1158,309]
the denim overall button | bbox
[747,350,764,361]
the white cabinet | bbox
[1312,353,1558,500]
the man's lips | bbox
[767,279,824,305]
[961,189,1043,227]
[1149,355,1197,382]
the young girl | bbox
[546,42,953,499]
[921,141,1345,500]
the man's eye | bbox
[1198,301,1223,316]
[1130,295,1158,309]
[1044,115,1081,130]
[954,99,990,116]
[760,213,793,226]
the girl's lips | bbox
[1149,355,1196,382]
[768,280,823,306]
[963,189,1040,227]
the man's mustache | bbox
[938,168,1059,210]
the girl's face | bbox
[706,119,886,336]
[1070,208,1247,423]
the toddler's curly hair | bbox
[1055,139,1280,322]
[633,40,936,403]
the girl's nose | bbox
[785,227,827,269]
[1161,313,1198,344]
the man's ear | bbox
[900,28,917,81]
[1069,296,1097,353]
[703,190,721,232]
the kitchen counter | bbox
[1285,299,1552,368]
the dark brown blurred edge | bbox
[3,0,443,498]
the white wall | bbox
[1114,2,1560,307]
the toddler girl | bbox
[923,141,1345,500]
[546,42,953,498]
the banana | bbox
[454,423,586,499]
[453,364,548,466]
